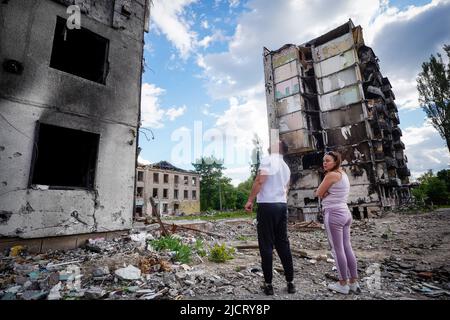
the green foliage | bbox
[208,243,236,263]
[194,239,207,257]
[149,235,192,263]
[149,236,209,263]
[416,44,450,152]
[166,210,255,221]
[412,169,450,205]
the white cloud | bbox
[213,94,270,181]
[141,83,166,129]
[151,0,198,59]
[201,20,209,29]
[140,83,187,128]
[138,155,151,165]
[403,120,450,180]
[228,0,240,8]
[224,166,251,186]
[166,105,187,121]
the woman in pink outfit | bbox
[315,151,361,295]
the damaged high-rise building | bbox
[263,20,411,221]
[0,0,151,250]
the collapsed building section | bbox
[263,20,411,221]
[0,0,151,244]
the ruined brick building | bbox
[0,0,151,250]
[263,20,411,221]
[135,161,200,218]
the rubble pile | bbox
[1,209,449,300]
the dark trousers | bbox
[256,202,294,284]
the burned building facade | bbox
[263,20,411,221]
[0,0,151,247]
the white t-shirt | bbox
[256,153,291,203]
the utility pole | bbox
[218,180,222,211]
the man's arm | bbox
[244,172,268,212]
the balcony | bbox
[393,140,405,150]
[385,157,398,169]
[397,166,411,177]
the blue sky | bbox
[138,0,450,185]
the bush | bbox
[412,170,450,206]
[208,243,236,263]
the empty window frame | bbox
[163,189,168,199]
[174,189,179,199]
[174,175,179,184]
[192,177,197,186]
[192,190,197,200]
[137,171,144,181]
[136,187,143,197]
[163,174,169,183]
[152,188,158,198]
[153,173,159,183]
[29,122,99,189]
[184,190,188,199]
[184,176,189,185]
[50,16,109,84]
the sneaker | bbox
[327,282,350,294]
[349,281,361,294]
[262,283,274,295]
[287,282,296,294]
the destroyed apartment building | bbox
[135,161,200,218]
[0,0,151,251]
[263,20,411,221]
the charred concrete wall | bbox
[0,0,151,238]
[263,20,411,221]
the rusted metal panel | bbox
[321,103,364,129]
[325,122,369,146]
[318,85,362,111]
[276,94,303,116]
[274,60,299,84]
[272,46,299,68]
[313,32,354,61]
[313,49,357,78]
[318,67,358,94]
[279,111,307,133]
[281,129,316,153]
[275,77,300,100]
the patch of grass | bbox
[149,235,192,264]
[235,235,253,241]
[208,243,236,263]
[194,239,207,257]
[149,236,208,263]
[165,210,255,221]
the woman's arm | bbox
[315,172,340,199]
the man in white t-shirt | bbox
[244,140,295,295]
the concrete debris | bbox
[0,210,449,300]
[115,265,141,280]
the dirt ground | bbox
[189,208,450,300]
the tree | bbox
[412,169,450,205]
[192,156,225,211]
[416,44,450,152]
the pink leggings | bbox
[323,207,358,281]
